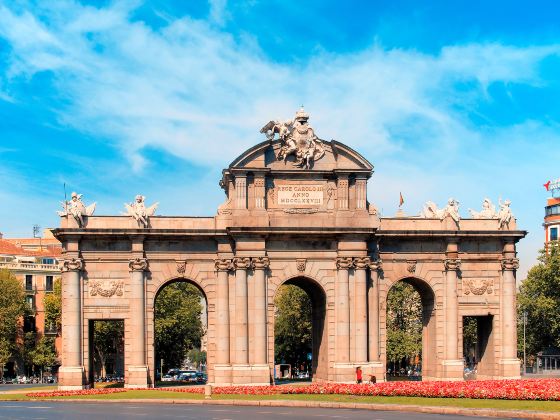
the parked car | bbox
[161,374,174,382]
[196,372,207,384]
[178,371,197,382]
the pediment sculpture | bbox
[260,107,325,169]
[497,198,514,230]
[420,198,460,222]
[57,192,96,228]
[124,195,158,228]
[469,198,497,219]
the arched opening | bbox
[153,279,208,386]
[385,277,435,381]
[88,319,125,387]
[273,277,327,382]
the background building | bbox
[544,179,560,247]
[0,229,62,378]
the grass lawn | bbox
[1,389,560,412]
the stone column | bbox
[500,241,521,377]
[337,176,349,210]
[355,177,367,210]
[254,176,266,209]
[59,258,84,390]
[233,257,251,367]
[353,257,370,362]
[368,259,382,362]
[235,175,247,209]
[127,257,149,388]
[252,257,269,365]
[443,240,463,379]
[215,259,232,365]
[336,257,353,363]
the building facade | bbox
[53,111,525,389]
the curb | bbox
[7,397,556,419]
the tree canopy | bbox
[386,281,422,366]
[274,284,312,369]
[155,282,204,371]
[0,269,27,375]
[518,244,560,356]
[43,277,61,333]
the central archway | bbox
[272,276,328,382]
[385,277,436,381]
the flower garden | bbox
[28,378,560,401]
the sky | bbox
[1,0,560,279]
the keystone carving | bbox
[406,260,417,274]
[253,257,270,270]
[296,258,306,272]
[89,279,124,297]
[353,257,371,269]
[336,257,354,270]
[444,258,462,271]
[176,260,187,275]
[214,259,233,272]
[128,258,148,272]
[233,257,252,270]
[62,258,83,272]
[501,257,519,271]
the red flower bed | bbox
[159,379,560,401]
[28,388,127,397]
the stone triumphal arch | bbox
[54,109,525,389]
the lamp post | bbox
[523,311,527,375]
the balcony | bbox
[0,261,60,272]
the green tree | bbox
[44,278,62,333]
[274,285,312,370]
[0,269,27,379]
[386,282,422,371]
[29,336,58,380]
[93,320,124,377]
[518,244,560,357]
[155,282,203,371]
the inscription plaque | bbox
[277,185,323,206]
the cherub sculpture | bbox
[124,195,158,228]
[468,198,497,219]
[57,192,96,228]
[421,198,460,222]
[497,198,513,229]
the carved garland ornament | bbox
[62,258,84,272]
[89,279,124,297]
[463,278,493,296]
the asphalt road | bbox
[0,383,54,392]
[0,402,497,419]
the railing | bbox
[0,262,60,272]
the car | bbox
[178,371,197,382]
[161,374,174,382]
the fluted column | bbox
[336,257,353,363]
[444,256,461,361]
[353,257,370,362]
[233,257,251,365]
[59,257,84,389]
[252,257,269,365]
[215,259,233,365]
[501,252,519,361]
[368,259,382,362]
[127,257,149,388]
[235,175,247,209]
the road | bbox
[0,401,495,419]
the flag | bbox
[399,192,404,207]
[544,180,551,191]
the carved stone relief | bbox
[463,278,493,295]
[89,279,124,297]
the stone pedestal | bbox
[58,366,86,390]
[126,366,149,389]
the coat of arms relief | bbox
[260,107,325,169]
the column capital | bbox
[252,256,270,270]
[128,257,148,272]
[444,258,461,271]
[368,258,383,272]
[215,258,233,272]
[233,256,252,270]
[61,257,84,272]
[353,256,371,269]
[501,257,519,271]
[336,257,354,269]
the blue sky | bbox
[1,0,560,278]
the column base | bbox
[212,364,232,386]
[441,359,464,381]
[498,358,521,379]
[231,364,270,385]
[125,365,149,388]
[58,366,87,390]
[333,362,385,383]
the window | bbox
[26,295,34,310]
[46,275,54,292]
[551,227,558,241]
[25,275,33,291]
[42,258,55,265]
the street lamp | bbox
[523,311,527,375]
